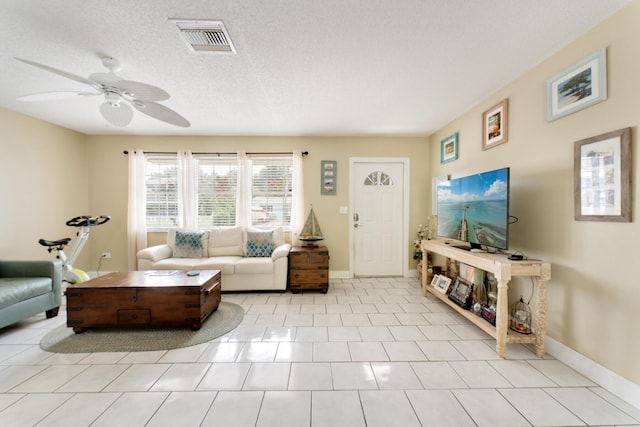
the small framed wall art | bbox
[440,132,458,164]
[321,160,337,195]
[574,127,630,222]
[482,98,509,150]
[547,48,607,122]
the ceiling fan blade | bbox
[17,91,100,101]
[99,101,133,127]
[117,81,170,101]
[132,100,191,127]
[15,57,97,87]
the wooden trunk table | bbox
[65,270,221,333]
[288,245,329,293]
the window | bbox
[251,158,292,227]
[145,157,179,228]
[364,171,393,186]
[197,158,238,227]
[143,154,294,229]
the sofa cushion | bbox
[0,278,52,310]
[245,230,275,257]
[196,256,242,275]
[208,226,245,256]
[234,257,274,275]
[173,230,206,258]
[149,258,202,270]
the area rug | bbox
[40,302,244,353]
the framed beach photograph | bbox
[547,48,607,122]
[440,132,459,164]
[434,275,452,294]
[482,99,508,150]
[574,127,630,222]
[320,160,337,195]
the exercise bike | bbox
[39,215,111,284]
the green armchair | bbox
[0,259,62,330]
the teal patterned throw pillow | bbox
[246,230,274,257]
[173,231,205,258]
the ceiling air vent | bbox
[171,19,236,54]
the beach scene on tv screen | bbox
[437,168,508,249]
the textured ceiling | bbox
[0,0,629,136]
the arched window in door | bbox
[364,171,394,186]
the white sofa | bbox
[136,226,290,292]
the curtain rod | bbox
[123,150,308,156]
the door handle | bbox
[353,213,359,222]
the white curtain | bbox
[178,150,198,229]
[236,151,252,228]
[290,150,304,246]
[127,149,147,270]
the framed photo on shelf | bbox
[574,127,630,222]
[547,48,607,122]
[430,274,441,286]
[320,160,337,195]
[448,276,474,309]
[433,275,452,294]
[440,132,458,164]
[482,98,508,150]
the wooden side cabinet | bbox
[289,245,329,293]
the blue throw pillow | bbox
[245,230,274,257]
[173,230,205,258]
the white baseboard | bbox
[406,269,419,278]
[329,270,351,279]
[329,270,420,279]
[546,336,640,410]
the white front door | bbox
[351,159,407,277]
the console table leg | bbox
[534,279,549,357]
[420,246,429,296]
[496,279,509,357]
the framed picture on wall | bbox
[547,48,607,122]
[482,98,508,150]
[574,127,630,222]
[321,160,337,195]
[440,132,458,164]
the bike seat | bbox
[38,238,71,247]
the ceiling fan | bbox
[15,57,190,128]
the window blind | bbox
[145,157,179,228]
[197,157,238,227]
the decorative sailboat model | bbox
[299,206,324,246]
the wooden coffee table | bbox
[65,270,221,333]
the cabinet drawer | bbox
[289,269,328,284]
[289,251,328,268]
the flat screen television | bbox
[436,167,510,251]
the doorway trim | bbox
[349,157,410,278]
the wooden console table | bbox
[421,239,550,357]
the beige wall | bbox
[2,0,638,392]
[85,135,429,274]
[0,108,89,266]
[429,4,640,385]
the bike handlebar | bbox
[65,215,111,227]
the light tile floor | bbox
[0,277,638,426]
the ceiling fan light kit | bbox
[15,56,190,128]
